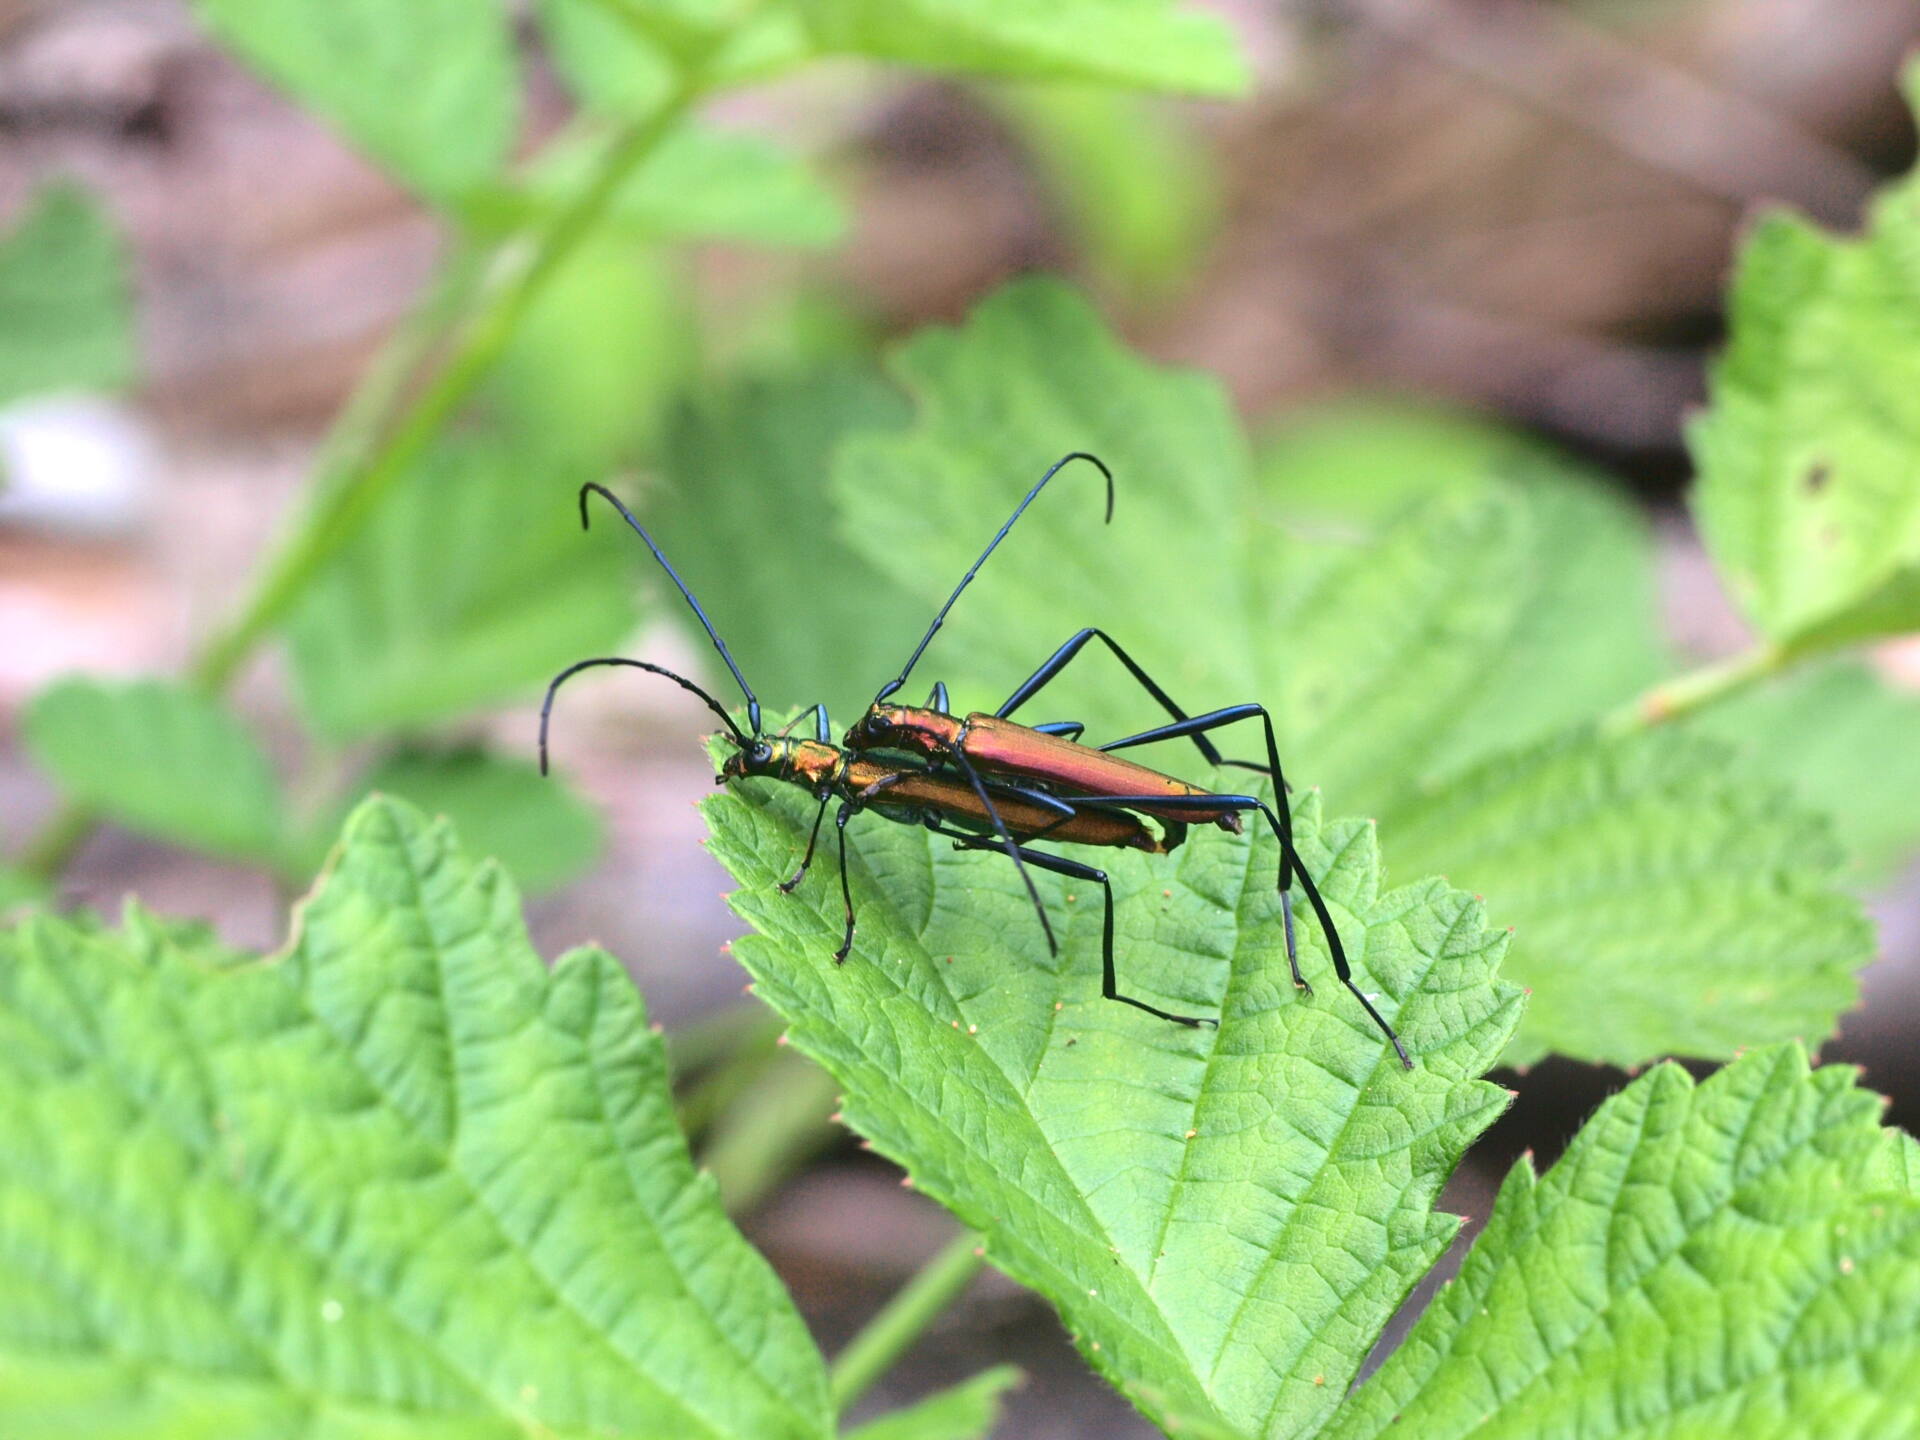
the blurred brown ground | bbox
[4,2,1920,1435]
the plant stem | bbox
[13,260,462,883]
[675,1014,784,1141]
[17,803,98,882]
[14,83,703,885]
[678,1044,776,1141]
[668,1002,784,1079]
[1600,642,1786,736]
[190,85,700,695]
[301,239,488,504]
[829,1230,988,1415]
[701,1050,840,1215]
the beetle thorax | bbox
[781,739,844,787]
[849,704,962,759]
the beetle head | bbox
[718,735,779,785]
[718,735,840,789]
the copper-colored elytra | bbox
[842,754,1168,853]
[863,708,1242,832]
[771,737,1165,853]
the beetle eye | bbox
[750,742,772,764]
[865,714,888,735]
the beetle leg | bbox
[945,833,1215,1029]
[1097,702,1298,889]
[993,627,1269,776]
[776,702,829,742]
[832,802,858,963]
[984,781,1082,844]
[949,751,1059,957]
[852,771,916,806]
[1094,789,1302,986]
[1029,720,1087,741]
[1110,791,1410,1069]
[782,791,833,893]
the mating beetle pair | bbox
[541,455,1410,1068]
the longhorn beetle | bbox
[542,462,1408,1066]
[541,653,1177,962]
[839,472,1408,1066]
[538,471,1186,1004]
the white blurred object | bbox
[1878,636,1920,694]
[0,394,156,536]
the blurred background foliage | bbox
[4,0,1920,1433]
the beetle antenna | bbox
[875,452,1112,706]
[579,482,762,736]
[541,657,747,775]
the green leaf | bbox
[651,366,916,717]
[0,796,835,1438]
[1253,480,1664,800]
[607,127,843,248]
[1384,728,1868,1070]
[706,776,1522,1438]
[551,0,769,65]
[191,0,517,202]
[489,126,846,249]
[843,1365,1020,1440]
[832,279,1251,721]
[1688,659,1920,885]
[1253,401,1667,790]
[1689,185,1920,650]
[831,281,1860,1070]
[703,8,814,83]
[21,678,283,863]
[540,0,677,117]
[0,183,133,406]
[299,748,604,895]
[0,868,46,916]
[1256,398,1595,531]
[836,284,1662,797]
[539,1,809,115]
[709,282,881,378]
[286,436,639,740]
[1327,1045,1920,1439]
[797,0,1248,96]
[988,83,1219,299]
[491,237,692,468]
[1429,477,1665,776]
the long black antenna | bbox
[540,657,746,775]
[579,482,762,736]
[875,452,1112,705]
